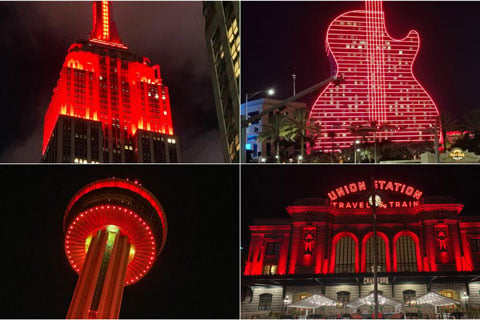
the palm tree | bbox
[284,108,322,163]
[439,111,459,151]
[464,109,480,137]
[258,113,290,163]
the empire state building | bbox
[42,1,180,163]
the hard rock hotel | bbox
[242,179,480,318]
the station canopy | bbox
[288,295,337,309]
[407,292,460,307]
[347,293,403,312]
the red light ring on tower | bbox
[65,205,156,286]
[64,178,167,253]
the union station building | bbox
[241,179,480,318]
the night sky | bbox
[0,165,238,318]
[241,165,480,249]
[0,2,222,163]
[242,1,480,123]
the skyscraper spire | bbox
[89,0,126,48]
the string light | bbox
[64,184,164,287]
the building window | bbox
[265,242,281,255]
[258,293,273,311]
[403,290,416,303]
[396,236,418,272]
[470,238,480,252]
[263,264,277,275]
[365,235,386,272]
[335,237,356,273]
[337,291,350,308]
[439,290,459,313]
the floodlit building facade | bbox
[203,1,240,163]
[42,1,180,163]
[64,178,167,318]
[242,179,480,318]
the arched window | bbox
[335,237,356,273]
[396,236,418,272]
[337,291,350,308]
[258,293,273,311]
[403,290,416,303]
[365,236,386,272]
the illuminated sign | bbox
[331,200,419,209]
[364,277,389,284]
[449,148,465,161]
[327,180,423,201]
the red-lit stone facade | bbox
[242,180,480,318]
[43,1,178,163]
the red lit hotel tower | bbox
[64,178,167,318]
[43,1,180,163]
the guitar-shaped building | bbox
[309,0,441,152]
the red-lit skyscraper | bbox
[43,1,180,163]
[64,178,167,318]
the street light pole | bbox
[368,178,380,319]
[434,119,440,163]
[292,73,296,99]
[373,197,379,319]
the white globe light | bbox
[368,194,382,207]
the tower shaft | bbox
[90,0,123,44]
[67,228,131,319]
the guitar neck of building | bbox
[365,0,387,124]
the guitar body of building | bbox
[309,0,441,152]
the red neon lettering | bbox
[405,186,414,196]
[358,181,366,191]
[345,202,351,208]
[377,180,386,189]
[413,190,423,200]
[339,202,344,208]
[402,201,408,208]
[349,183,358,193]
[395,201,400,208]
[328,191,338,201]
[336,187,345,197]
[344,186,350,194]
[331,202,338,208]
[385,181,394,191]
[394,182,402,192]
